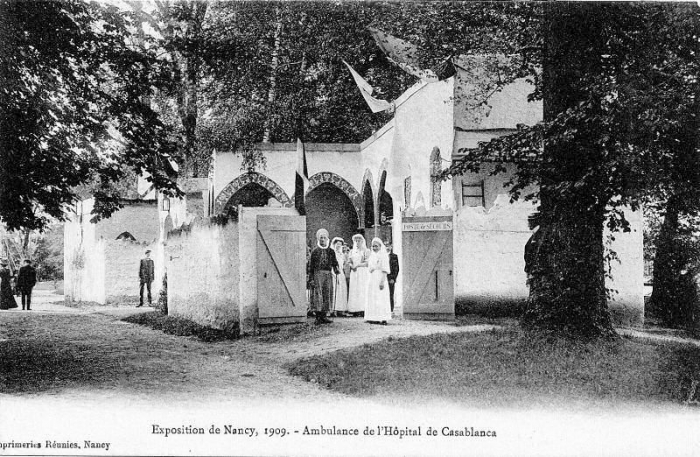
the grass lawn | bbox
[287,327,700,409]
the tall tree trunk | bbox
[187,2,207,177]
[648,194,687,327]
[163,1,208,177]
[262,7,282,143]
[522,3,615,338]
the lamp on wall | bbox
[162,197,170,212]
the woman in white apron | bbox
[365,237,391,325]
[347,234,370,315]
[331,237,349,316]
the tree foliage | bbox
[172,1,418,175]
[32,224,64,282]
[0,0,180,231]
[443,3,700,337]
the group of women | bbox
[329,234,392,325]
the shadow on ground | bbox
[0,313,189,395]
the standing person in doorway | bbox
[365,238,391,325]
[331,237,348,316]
[342,244,351,292]
[138,249,155,307]
[0,259,18,310]
[386,241,399,313]
[308,229,339,324]
[347,234,370,315]
[16,259,37,311]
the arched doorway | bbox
[229,183,275,207]
[363,181,375,229]
[223,183,284,219]
[214,172,293,217]
[377,170,394,243]
[378,171,394,225]
[306,182,360,251]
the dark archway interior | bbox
[115,231,136,241]
[306,182,359,252]
[363,182,374,228]
[228,183,276,208]
[379,190,393,224]
[222,183,277,219]
[378,171,393,225]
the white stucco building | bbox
[64,57,643,329]
[173,63,644,329]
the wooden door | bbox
[402,216,454,320]
[257,215,307,324]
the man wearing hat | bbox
[17,259,37,311]
[307,228,339,324]
[138,249,155,307]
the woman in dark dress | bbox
[0,259,18,310]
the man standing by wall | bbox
[138,249,155,307]
[17,259,37,311]
[386,242,399,313]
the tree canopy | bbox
[5,1,700,337]
[0,0,181,231]
[444,3,700,337]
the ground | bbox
[0,291,494,402]
[1,291,699,456]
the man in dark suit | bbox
[386,242,399,312]
[17,259,37,311]
[138,249,155,307]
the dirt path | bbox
[3,295,698,405]
[2,297,698,457]
[0,296,493,404]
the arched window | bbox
[378,171,393,225]
[430,147,441,207]
[363,182,375,228]
[116,231,137,241]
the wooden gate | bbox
[401,216,454,320]
[257,215,307,324]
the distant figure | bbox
[347,234,371,314]
[138,249,155,307]
[308,229,339,324]
[331,237,348,316]
[0,259,18,310]
[386,241,400,312]
[17,259,37,311]
[342,244,351,291]
[365,238,391,325]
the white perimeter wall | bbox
[64,199,162,305]
[165,206,300,335]
[64,200,106,304]
[166,218,240,332]
[454,183,644,325]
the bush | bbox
[122,311,240,342]
[455,299,525,318]
[156,273,168,314]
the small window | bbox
[461,181,484,208]
[403,176,412,208]
[430,147,442,207]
